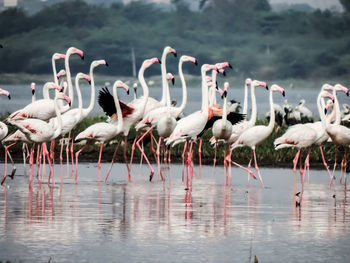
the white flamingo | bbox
[74,81,129,183]
[5,92,71,186]
[97,57,161,179]
[230,84,286,188]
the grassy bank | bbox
[1,115,349,168]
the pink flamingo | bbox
[230,84,286,188]
[274,89,334,191]
[5,93,71,186]
[74,80,129,183]
[98,57,161,180]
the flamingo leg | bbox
[1,142,16,185]
[123,136,130,174]
[29,144,35,187]
[36,144,42,180]
[182,141,188,182]
[136,127,155,181]
[66,131,71,173]
[98,143,104,170]
[319,145,334,184]
[74,142,90,184]
[105,138,122,183]
[70,139,75,171]
[252,148,264,188]
[22,143,27,176]
[156,137,163,181]
[213,142,217,168]
[59,136,64,169]
[332,147,338,180]
[43,142,54,187]
[344,148,347,185]
[303,147,311,183]
[129,134,139,172]
[139,140,144,169]
[229,159,256,180]
[198,138,202,167]
[150,131,158,162]
[247,156,252,183]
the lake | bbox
[1,162,349,262]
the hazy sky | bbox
[269,0,341,9]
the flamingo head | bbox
[68,47,84,60]
[52,53,66,60]
[133,82,138,91]
[216,62,232,70]
[245,78,252,85]
[167,73,175,85]
[320,90,335,102]
[252,80,268,90]
[114,80,129,94]
[77,73,91,84]
[270,84,285,97]
[335,84,349,96]
[31,82,36,95]
[181,55,198,66]
[0,88,11,100]
[57,69,66,79]
[144,57,161,68]
[56,93,71,106]
[223,82,229,97]
[91,59,109,69]
[164,46,177,57]
[321,83,334,92]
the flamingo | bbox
[294,99,313,123]
[324,84,350,183]
[274,88,335,190]
[97,57,161,180]
[8,82,65,121]
[0,89,16,183]
[212,82,232,166]
[165,64,218,160]
[133,56,198,178]
[5,92,71,186]
[74,81,129,183]
[230,84,286,188]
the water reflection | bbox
[1,164,350,262]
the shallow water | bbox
[1,162,350,262]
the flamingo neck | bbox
[52,57,58,86]
[209,70,218,107]
[84,65,96,116]
[333,89,341,125]
[138,64,149,115]
[317,91,326,123]
[222,95,228,128]
[113,85,123,132]
[75,77,83,121]
[248,84,258,125]
[160,50,170,106]
[201,69,209,118]
[177,59,187,115]
[267,89,275,132]
[52,97,63,139]
[64,50,74,107]
[243,82,249,116]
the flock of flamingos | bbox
[0,45,349,194]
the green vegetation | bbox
[0,0,349,82]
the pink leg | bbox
[198,138,202,167]
[247,156,252,183]
[70,139,74,171]
[60,136,64,169]
[213,143,217,168]
[156,137,163,181]
[168,147,172,164]
[129,135,139,172]
[150,132,158,162]
[139,140,144,168]
[66,132,71,173]
[29,144,35,187]
[332,149,337,180]
[43,143,54,187]
[319,145,334,184]
[98,143,104,170]
[105,139,122,182]
[1,142,16,185]
[182,141,188,182]
[230,159,256,180]
[344,148,347,185]
[75,143,89,184]
[252,148,264,188]
[303,147,311,183]
[36,144,42,180]
[136,127,155,180]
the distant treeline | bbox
[0,0,350,80]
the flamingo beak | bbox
[88,80,91,85]
[224,90,227,98]
[222,70,226,76]
[8,94,11,100]
[0,44,3,48]
[228,63,232,69]
[324,108,327,114]
[282,90,285,97]
[194,60,198,66]
[127,89,130,95]
[266,85,269,90]
[105,61,109,67]
[32,89,35,95]
[171,78,175,86]
[215,82,218,90]
[347,91,349,96]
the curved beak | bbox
[127,89,130,95]
[171,78,175,85]
[194,59,198,66]
[32,89,35,95]
[223,90,227,98]
[215,81,218,90]
[0,44,3,48]
[228,63,232,69]
[8,94,11,100]
[266,85,269,90]
[88,80,91,85]
[347,91,349,96]
[105,61,109,67]
[282,90,285,97]
[324,108,328,114]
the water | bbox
[1,84,350,118]
[1,163,350,262]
